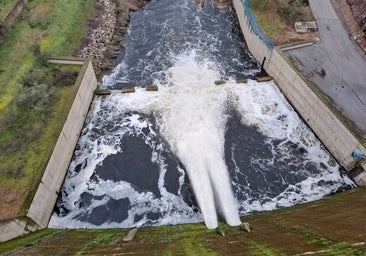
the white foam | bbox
[50,53,354,229]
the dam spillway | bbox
[49,0,354,229]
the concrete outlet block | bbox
[146,85,158,91]
[94,89,112,95]
[122,87,136,93]
[235,78,248,84]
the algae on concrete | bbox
[1,188,365,255]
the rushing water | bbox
[49,0,354,229]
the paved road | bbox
[286,0,366,138]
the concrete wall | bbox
[0,0,28,42]
[47,57,86,65]
[233,0,366,181]
[0,59,97,242]
[0,218,28,242]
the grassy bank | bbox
[248,0,314,45]
[0,0,94,219]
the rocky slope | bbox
[75,0,147,79]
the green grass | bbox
[0,0,94,219]
[299,231,366,255]
[0,0,19,20]
[248,0,286,43]
[41,0,93,55]
[242,240,286,256]
[0,229,62,254]
[168,224,221,256]
[255,17,284,40]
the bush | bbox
[22,68,45,87]
[250,0,271,11]
[32,44,49,67]
[51,68,79,87]
[22,64,77,89]
[279,0,311,21]
[16,83,55,111]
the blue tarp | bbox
[243,0,275,50]
[352,151,364,160]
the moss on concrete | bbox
[1,188,365,255]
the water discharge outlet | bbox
[49,0,354,230]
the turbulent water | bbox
[49,0,354,229]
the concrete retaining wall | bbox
[0,0,28,42]
[0,59,97,242]
[47,57,85,65]
[233,0,366,180]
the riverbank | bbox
[75,0,147,80]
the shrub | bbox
[32,44,49,67]
[249,0,271,11]
[51,68,79,87]
[16,83,55,111]
[279,0,311,21]
[22,68,45,87]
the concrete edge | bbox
[47,57,85,65]
[279,41,314,51]
[0,218,29,242]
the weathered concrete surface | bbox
[0,218,28,243]
[47,57,85,65]
[1,188,365,255]
[0,59,98,242]
[286,0,366,138]
[268,49,366,170]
